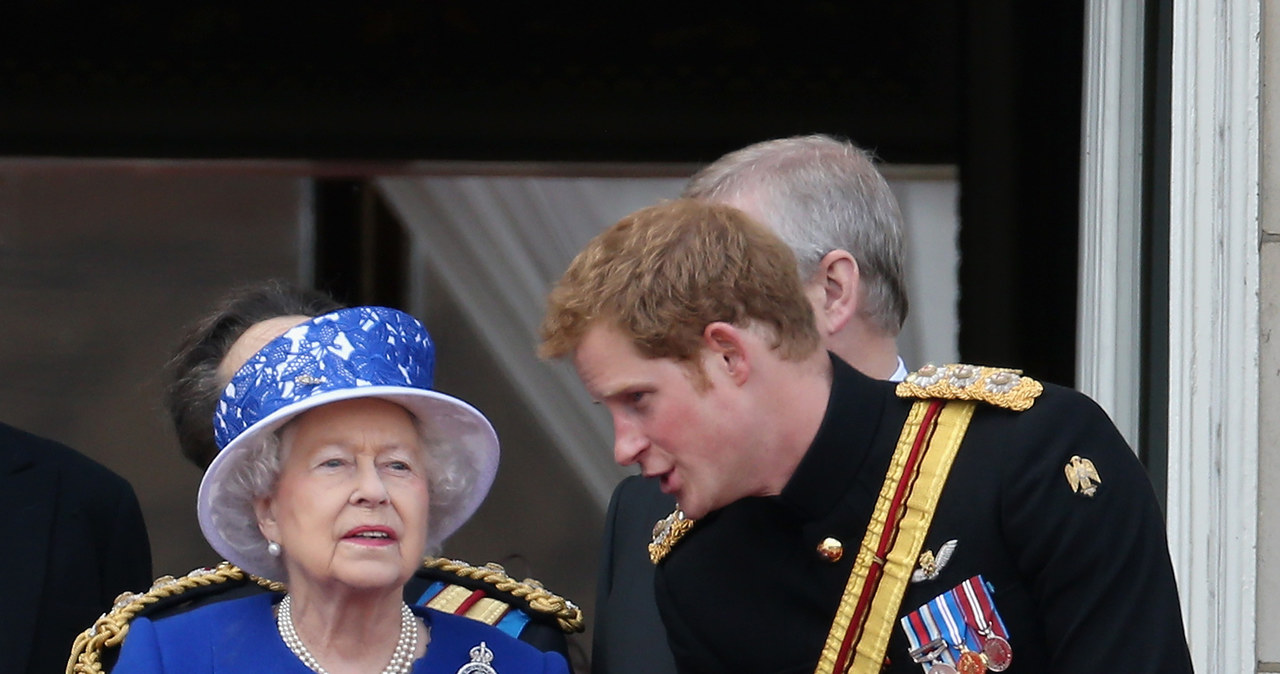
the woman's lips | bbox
[342,525,397,545]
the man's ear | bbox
[809,249,861,334]
[254,496,280,543]
[702,322,751,385]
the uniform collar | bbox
[890,356,908,383]
[777,353,894,520]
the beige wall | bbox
[0,167,305,577]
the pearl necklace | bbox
[276,595,419,674]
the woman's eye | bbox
[386,461,411,472]
[320,458,345,468]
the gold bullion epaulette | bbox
[648,508,695,565]
[418,557,584,634]
[895,363,1043,411]
[67,562,283,674]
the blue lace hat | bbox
[197,306,499,579]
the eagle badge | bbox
[1065,455,1102,497]
[912,539,958,583]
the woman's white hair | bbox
[208,405,476,582]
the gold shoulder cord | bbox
[66,562,283,674]
[815,401,975,674]
[422,557,585,634]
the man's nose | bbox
[612,420,648,467]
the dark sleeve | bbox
[98,479,153,606]
[28,448,152,674]
[592,477,680,674]
[590,477,626,674]
[999,390,1193,673]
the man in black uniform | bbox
[541,199,1192,673]
[593,134,911,674]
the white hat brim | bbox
[197,385,499,580]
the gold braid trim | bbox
[648,508,694,564]
[422,557,584,633]
[896,363,1043,411]
[66,557,582,673]
[66,562,282,674]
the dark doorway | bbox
[2,2,1086,384]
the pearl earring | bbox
[267,541,282,557]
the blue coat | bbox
[113,593,569,673]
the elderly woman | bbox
[113,306,569,673]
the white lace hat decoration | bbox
[197,306,500,579]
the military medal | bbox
[902,594,983,673]
[934,594,985,674]
[979,637,1012,671]
[904,575,1015,674]
[954,576,1013,672]
[906,636,957,673]
[954,649,987,674]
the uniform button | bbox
[816,537,844,562]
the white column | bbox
[1256,0,1280,668]
[1167,0,1260,671]
[1076,0,1145,449]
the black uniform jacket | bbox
[654,356,1192,673]
[0,421,152,674]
